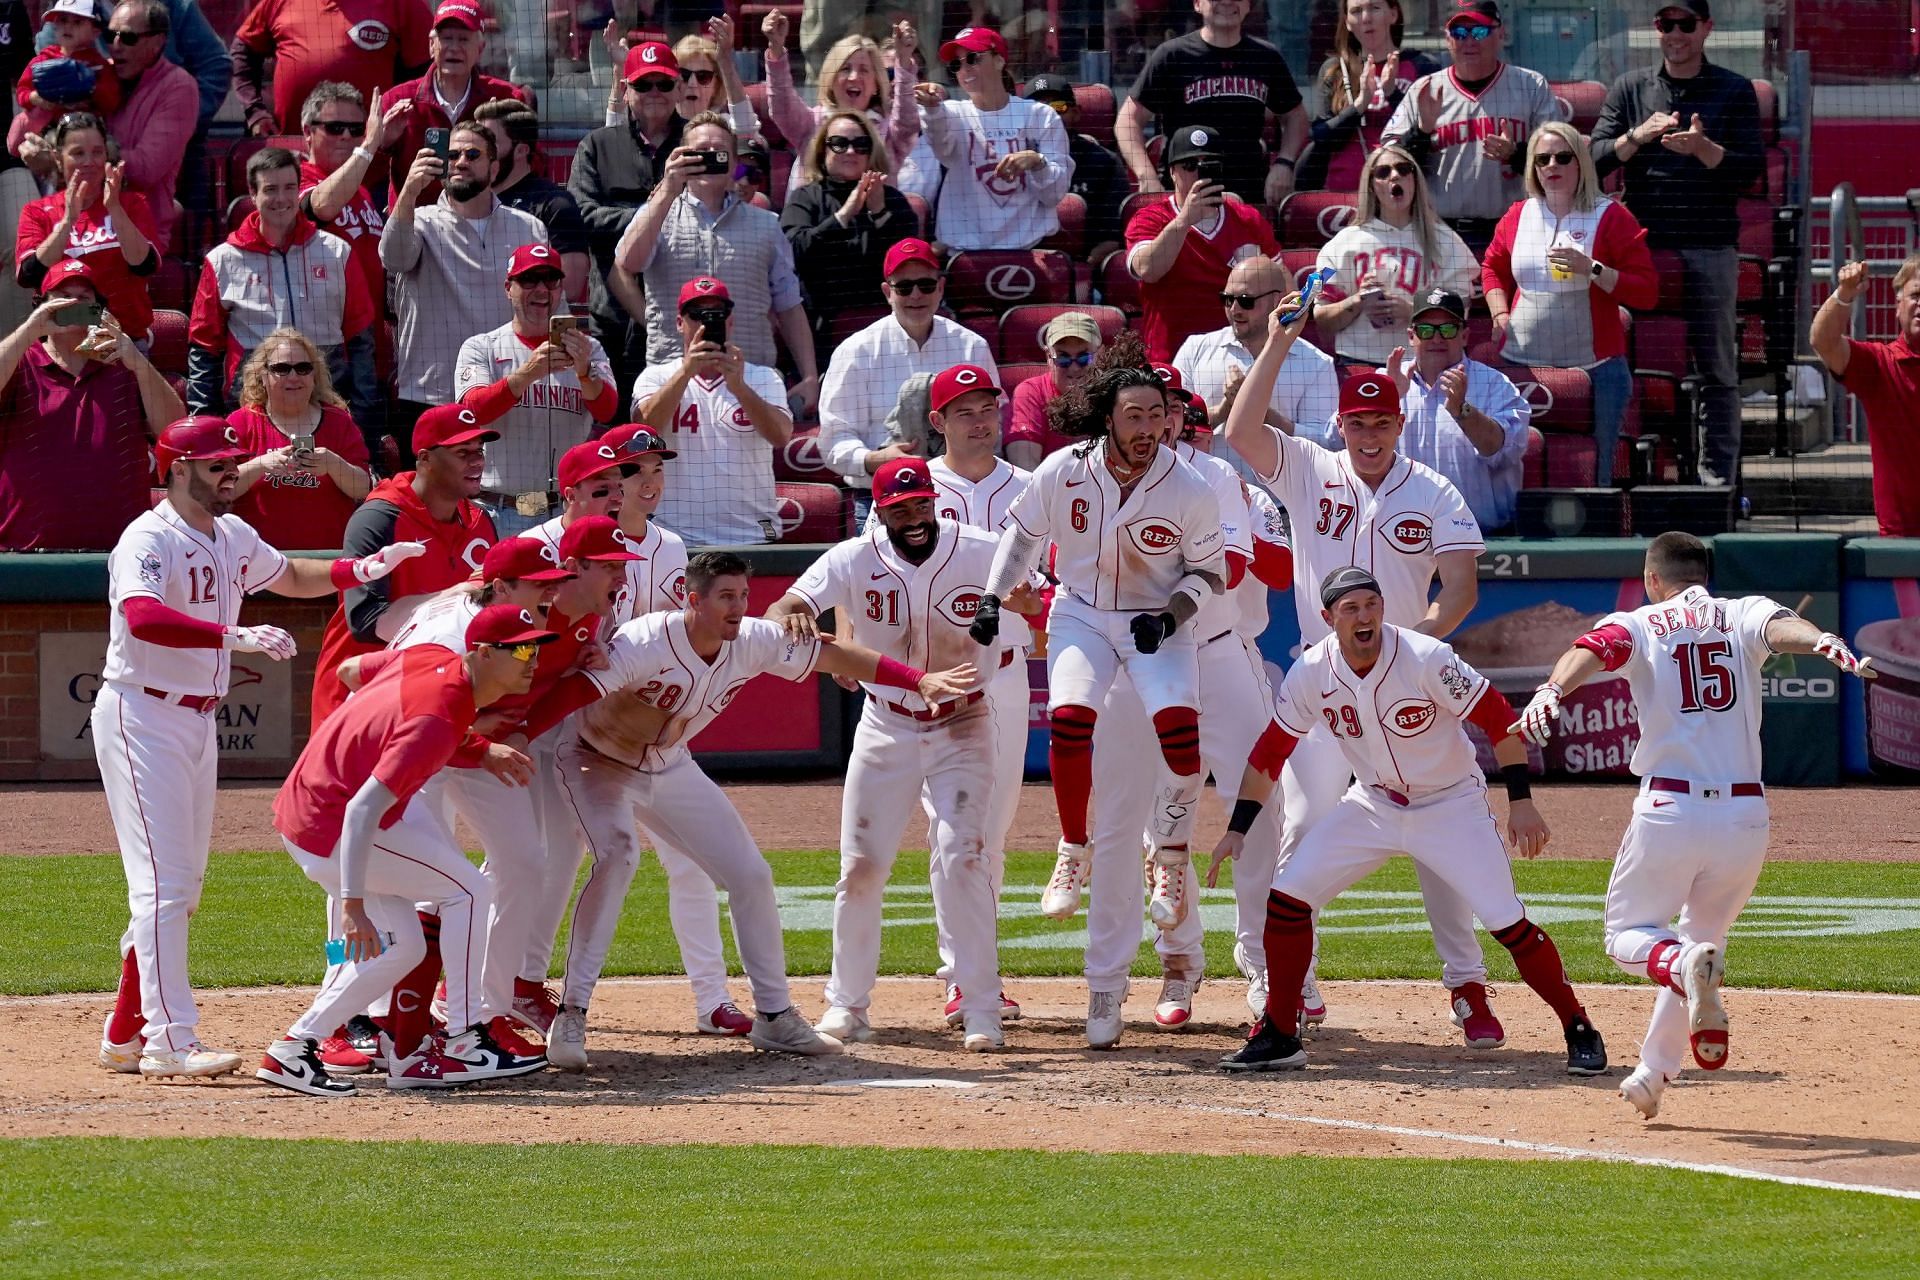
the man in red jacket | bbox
[375,0,529,206]
[310,402,499,726]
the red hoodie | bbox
[189,210,374,392]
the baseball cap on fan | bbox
[1024,74,1075,106]
[1164,126,1224,168]
[882,237,942,278]
[155,416,247,478]
[414,404,500,451]
[600,423,678,460]
[1449,1,1502,26]
[559,514,643,563]
[466,604,558,649]
[678,276,732,311]
[44,0,103,23]
[1320,566,1384,610]
[872,458,939,508]
[432,0,483,31]
[557,440,633,491]
[37,257,100,299]
[939,26,1008,62]
[1656,0,1711,16]
[1411,287,1469,322]
[623,40,679,82]
[506,243,562,281]
[1338,370,1401,417]
[482,537,574,584]
[929,363,1001,412]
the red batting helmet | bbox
[154,415,246,481]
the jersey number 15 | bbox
[1672,640,1737,713]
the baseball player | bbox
[1512,532,1875,1119]
[1213,568,1607,1076]
[972,366,1226,950]
[1219,297,1504,1046]
[95,416,427,1080]
[514,551,978,1062]
[770,451,1011,1050]
[258,604,558,1096]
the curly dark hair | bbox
[1046,366,1166,446]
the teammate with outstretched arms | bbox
[1511,532,1876,1119]
[95,417,429,1080]
[1211,568,1607,1076]
[971,365,1226,942]
[1218,293,1507,1046]
[512,552,978,1062]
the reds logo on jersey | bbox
[1386,699,1438,737]
[714,679,748,711]
[938,587,984,623]
[347,19,393,51]
[667,570,687,604]
[731,405,753,428]
[1388,515,1432,553]
[1125,517,1182,555]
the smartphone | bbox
[1281,267,1336,325]
[424,126,450,160]
[289,432,315,457]
[1194,157,1225,186]
[696,310,726,347]
[53,301,102,327]
[692,148,730,175]
[549,314,583,342]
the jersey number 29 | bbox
[1672,640,1737,713]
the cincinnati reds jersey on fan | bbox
[1381,64,1565,220]
[1005,441,1226,612]
[104,502,290,697]
[581,612,820,770]
[1173,440,1253,640]
[789,520,1005,712]
[1255,423,1482,644]
[866,456,1034,647]
[454,322,615,495]
[1588,586,1792,785]
[631,361,789,545]
[1272,624,1492,793]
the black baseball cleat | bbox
[1219,1016,1308,1073]
[344,1014,385,1063]
[1565,1015,1608,1076]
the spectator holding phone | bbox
[374,0,529,208]
[762,13,920,199]
[15,111,159,343]
[781,109,916,350]
[228,327,373,550]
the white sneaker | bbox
[255,1037,356,1097]
[139,1043,242,1079]
[813,1005,874,1044]
[547,1008,589,1072]
[1145,846,1190,930]
[99,1016,141,1074]
[1679,941,1729,1070]
[1087,989,1123,1049]
[962,1009,1003,1053]
[1620,1063,1670,1119]
[1233,942,1268,1018]
[1040,840,1092,919]
[752,1007,844,1056]
[1300,972,1328,1028]
[1153,977,1196,1030]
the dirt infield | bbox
[7,977,1917,1195]
[8,779,1920,861]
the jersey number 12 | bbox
[186,564,217,605]
[1672,640,1736,713]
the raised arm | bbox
[1220,298,1312,481]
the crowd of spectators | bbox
[1,0,1855,559]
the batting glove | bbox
[1514,681,1563,746]
[352,541,428,584]
[1130,611,1176,655]
[224,624,297,661]
[969,593,1001,646]
[1814,631,1864,675]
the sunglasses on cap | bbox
[888,277,940,295]
[1411,321,1463,339]
[1220,288,1281,310]
[1532,149,1577,168]
[825,134,875,154]
[679,67,716,84]
[633,75,676,92]
[314,120,367,137]
[1446,22,1493,39]
[687,301,734,320]
[1371,160,1416,180]
[267,360,315,376]
[488,642,541,662]
[1654,15,1701,32]
[1051,351,1094,367]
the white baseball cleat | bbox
[752,1007,844,1056]
[1299,973,1328,1029]
[546,1008,589,1072]
[1679,941,1729,1070]
[961,1009,1004,1053]
[1145,846,1190,930]
[139,1043,243,1079]
[99,1017,141,1074]
[1152,977,1196,1030]
[813,1005,874,1044]
[1233,942,1270,1019]
[1040,840,1092,919]
[1620,1064,1670,1119]
[1086,990,1124,1050]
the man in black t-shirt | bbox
[476,100,593,309]
[1025,74,1131,251]
[1116,0,1307,205]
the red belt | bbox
[1379,787,1411,807]
[142,687,219,714]
[882,689,986,721]
[997,649,1017,669]
[1648,777,1764,797]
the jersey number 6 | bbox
[1070,497,1089,532]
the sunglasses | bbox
[491,642,541,662]
[686,303,734,321]
[315,120,367,137]
[633,75,676,92]
[1220,289,1282,310]
[1370,160,1416,181]
[107,29,155,44]
[515,272,564,288]
[1533,150,1577,168]
[1654,15,1701,32]
[1412,321,1463,339]
[825,134,875,154]
[949,50,993,67]
[1051,351,1094,367]
[888,277,940,295]
[267,361,315,376]
[679,68,717,84]
[1446,23,1493,39]
[449,146,487,162]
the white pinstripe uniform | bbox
[788,519,1009,1022]
[1248,420,1494,991]
[94,503,289,1054]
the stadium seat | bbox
[1522,425,1547,487]
[226,195,256,234]
[1117,189,1161,232]
[744,81,786,150]
[1096,248,1140,317]
[1488,363,1594,436]
[996,361,1050,394]
[997,303,1129,362]
[537,139,575,186]
[775,480,852,542]
[944,249,1073,317]
[961,312,1000,350]
[1550,80,1608,134]
[1274,190,1358,248]
[1278,247,1321,289]
[149,258,193,314]
[1040,192,1088,259]
[148,310,190,377]
[773,424,837,483]
[821,305,890,354]
[1073,82,1116,149]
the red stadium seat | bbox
[1097,248,1140,316]
[775,480,852,542]
[226,195,256,234]
[1278,247,1321,289]
[149,257,194,313]
[773,424,837,483]
[820,305,891,354]
[1487,363,1594,436]
[1117,189,1162,231]
[1522,425,1547,487]
[148,310,190,377]
[997,303,1129,362]
[1550,80,1608,134]
[1039,192,1087,259]
[537,139,574,186]
[997,361,1050,394]
[1752,79,1777,145]
[1074,83,1116,148]
[1274,190,1358,248]
[961,311,1000,350]
[944,249,1073,317]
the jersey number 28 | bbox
[1672,640,1737,713]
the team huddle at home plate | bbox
[89,297,1875,1121]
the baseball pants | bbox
[1604,787,1769,1079]
[934,648,1029,990]
[91,684,218,1055]
[553,734,795,1014]
[282,798,489,1040]
[824,698,1000,1018]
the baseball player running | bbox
[95,417,427,1080]
[1213,567,1607,1075]
[1511,532,1875,1119]
[971,366,1226,944]
[1219,296,1503,1046]
[258,604,556,1096]
[772,450,1011,1051]
[514,551,978,1062]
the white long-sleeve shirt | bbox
[816,314,997,486]
[923,96,1073,252]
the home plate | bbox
[837,1078,979,1090]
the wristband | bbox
[1228,797,1265,836]
[873,654,925,691]
[330,557,359,590]
[352,146,375,164]
[1273,156,1296,169]
[1500,761,1532,802]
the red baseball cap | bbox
[414,403,500,452]
[600,424,678,460]
[466,604,559,649]
[155,416,247,478]
[1449,2,1502,26]
[482,537,574,584]
[432,0,483,31]
[1338,371,1402,417]
[882,237,941,278]
[939,26,1008,62]
[623,41,679,82]
[872,458,939,508]
[39,257,99,298]
[557,440,631,492]
[1149,362,1185,393]
[506,243,563,281]
[929,363,1001,413]
[677,276,731,311]
[559,514,643,563]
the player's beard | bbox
[188,470,236,517]
[887,519,938,564]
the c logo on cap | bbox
[641,45,659,62]
[955,368,979,385]
[538,543,559,564]
[1189,128,1209,146]
[223,426,239,445]
[518,609,535,625]
[597,444,617,460]
[458,409,477,425]
[897,467,920,486]
[612,528,631,547]
[1356,380,1381,397]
